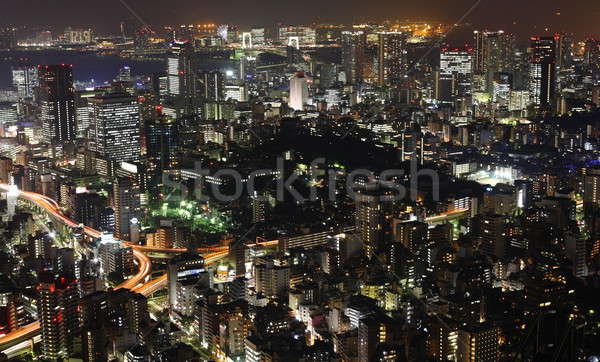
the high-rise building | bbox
[473,30,513,91]
[255,256,290,298]
[438,48,473,105]
[358,311,404,362]
[167,253,208,311]
[98,238,134,279]
[37,273,80,360]
[166,42,200,116]
[355,186,394,258]
[529,36,556,108]
[457,324,500,362]
[341,31,366,84]
[378,32,406,87]
[289,73,309,111]
[88,91,141,163]
[39,65,76,144]
[113,176,141,241]
[199,71,225,102]
[11,66,38,98]
[144,117,179,179]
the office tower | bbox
[355,186,394,258]
[529,36,556,108]
[39,65,76,144]
[11,66,38,98]
[289,73,309,111]
[341,31,366,84]
[88,91,141,163]
[378,32,406,87]
[457,324,500,362]
[75,90,95,136]
[37,273,80,360]
[438,48,473,105]
[473,30,513,91]
[199,70,225,102]
[113,176,141,241]
[167,253,208,310]
[166,42,199,116]
[358,311,404,362]
[144,117,179,173]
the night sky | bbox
[2,0,599,40]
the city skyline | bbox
[2,0,600,38]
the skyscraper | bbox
[88,91,141,163]
[166,42,200,116]
[355,186,394,258]
[378,32,406,87]
[167,253,208,311]
[341,31,366,84]
[37,273,80,360]
[199,71,225,102]
[12,66,38,98]
[39,65,76,144]
[289,73,309,111]
[438,48,473,105]
[529,36,556,108]
[473,30,513,91]
[113,176,141,241]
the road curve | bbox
[0,185,152,347]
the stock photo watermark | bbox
[163,158,440,203]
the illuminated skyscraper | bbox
[529,36,556,108]
[438,48,473,105]
[113,176,141,241]
[39,64,76,145]
[37,273,80,360]
[11,66,38,98]
[199,71,225,102]
[457,324,500,362]
[88,91,141,163]
[341,31,366,84]
[166,42,200,116]
[473,30,513,91]
[378,32,406,87]
[289,73,309,111]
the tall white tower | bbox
[289,73,308,111]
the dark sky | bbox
[2,0,600,40]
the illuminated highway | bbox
[0,183,467,350]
